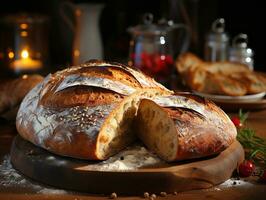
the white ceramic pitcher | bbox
[60,2,104,65]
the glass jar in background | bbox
[127,13,189,88]
[0,14,49,77]
[229,33,254,70]
[204,18,230,62]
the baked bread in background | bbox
[16,60,237,161]
[0,74,43,120]
[176,53,266,96]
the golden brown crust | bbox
[229,72,266,94]
[16,60,236,162]
[175,52,203,75]
[16,61,168,160]
[70,66,142,88]
[41,86,124,108]
[0,74,43,117]
[165,107,232,160]
[137,95,236,161]
[175,52,266,96]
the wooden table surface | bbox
[0,110,266,200]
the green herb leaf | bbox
[237,128,266,164]
[239,109,249,124]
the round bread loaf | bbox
[16,60,236,162]
[16,60,169,160]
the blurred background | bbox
[0,0,265,75]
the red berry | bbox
[238,160,255,177]
[151,54,161,71]
[165,55,174,65]
[130,53,135,60]
[231,116,242,128]
[141,52,153,72]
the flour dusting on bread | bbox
[16,60,236,162]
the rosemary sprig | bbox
[239,109,249,124]
[236,110,266,165]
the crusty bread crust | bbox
[16,60,170,160]
[16,60,236,162]
[136,93,237,161]
[176,53,265,96]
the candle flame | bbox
[20,23,28,29]
[21,31,28,37]
[21,50,29,59]
[8,51,14,59]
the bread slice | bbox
[229,72,266,94]
[175,52,203,75]
[175,53,255,96]
[201,73,247,96]
[202,61,250,75]
[136,94,237,162]
[186,67,208,91]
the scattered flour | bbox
[0,155,68,194]
[219,178,253,188]
[0,145,164,194]
[86,145,165,171]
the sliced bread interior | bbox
[95,89,171,160]
[136,99,178,161]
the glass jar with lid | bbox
[229,33,254,70]
[204,18,230,62]
[127,13,190,87]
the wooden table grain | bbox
[0,110,266,200]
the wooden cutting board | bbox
[10,135,244,195]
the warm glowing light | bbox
[74,49,80,57]
[21,31,28,37]
[22,75,28,79]
[8,51,14,59]
[76,9,81,16]
[21,49,29,59]
[10,49,42,71]
[20,23,28,29]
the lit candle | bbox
[10,49,42,71]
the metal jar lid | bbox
[230,33,254,57]
[206,18,229,43]
[127,13,177,36]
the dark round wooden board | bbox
[10,135,244,195]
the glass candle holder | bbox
[0,14,49,76]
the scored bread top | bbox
[40,60,169,108]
